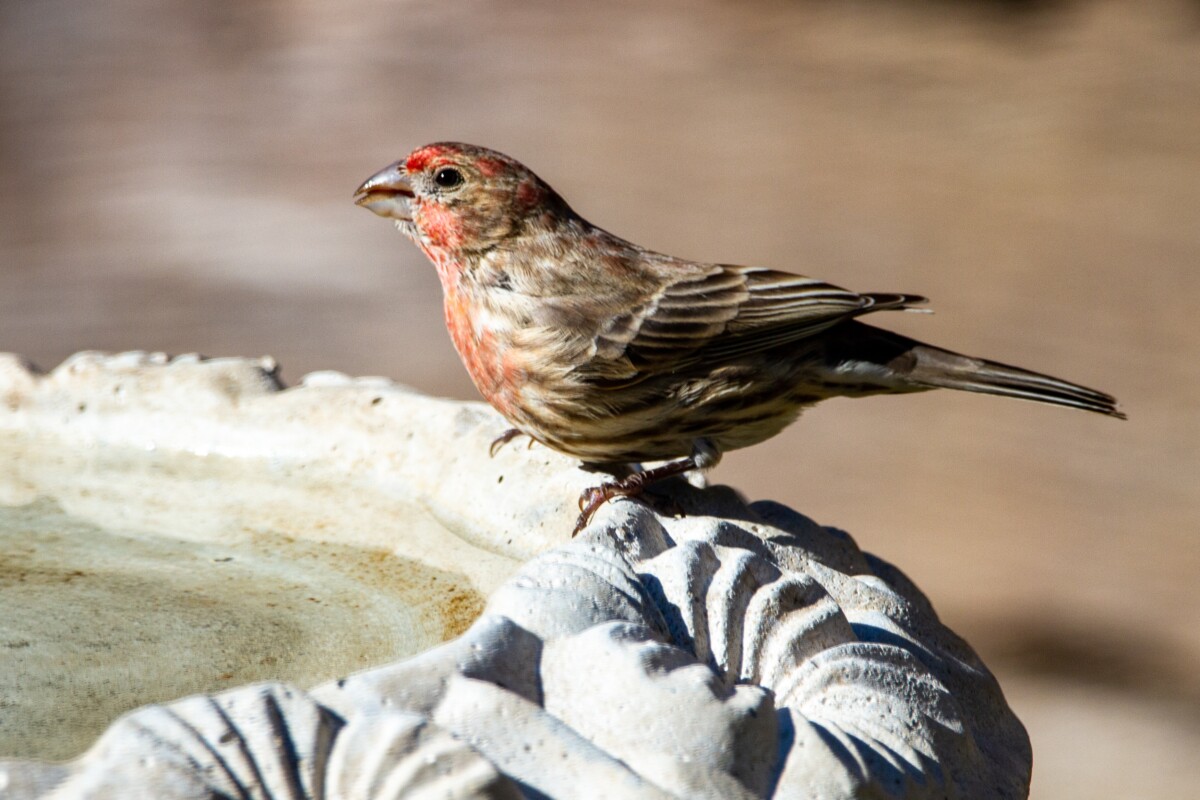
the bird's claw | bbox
[489,428,524,457]
[573,484,616,537]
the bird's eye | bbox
[433,167,464,189]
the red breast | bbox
[440,280,521,418]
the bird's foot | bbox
[489,428,526,457]
[571,455,699,536]
[573,481,627,536]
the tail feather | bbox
[828,322,1126,420]
[907,346,1126,419]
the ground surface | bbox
[2,1,1197,794]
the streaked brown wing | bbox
[587,264,926,385]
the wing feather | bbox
[586,264,926,387]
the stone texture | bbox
[0,352,1031,798]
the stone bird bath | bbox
[0,351,1030,799]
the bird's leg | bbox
[573,439,720,536]
[573,458,695,535]
[489,428,525,457]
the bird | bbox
[354,142,1124,534]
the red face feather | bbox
[474,156,507,177]
[413,202,465,250]
[404,143,461,173]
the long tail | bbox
[825,322,1126,419]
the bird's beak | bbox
[354,161,415,221]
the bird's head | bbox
[355,142,567,255]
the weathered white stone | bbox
[0,352,1031,798]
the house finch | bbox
[355,142,1124,534]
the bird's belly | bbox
[514,375,816,465]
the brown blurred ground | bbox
[1,0,1198,794]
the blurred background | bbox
[1,0,1197,794]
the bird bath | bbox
[0,435,502,761]
[0,351,547,763]
[0,351,1031,799]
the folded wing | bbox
[587,264,927,386]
